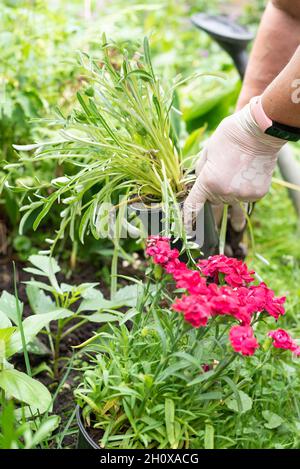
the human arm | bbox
[237,0,300,111]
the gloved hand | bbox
[184,98,287,235]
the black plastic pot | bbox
[128,199,218,258]
[76,406,100,449]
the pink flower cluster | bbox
[146,236,298,358]
[198,255,255,287]
[268,329,300,356]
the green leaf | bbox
[182,126,205,158]
[198,391,223,400]
[118,308,139,326]
[110,386,141,398]
[112,285,145,308]
[143,36,154,78]
[173,352,201,369]
[0,291,23,325]
[25,255,61,293]
[23,280,54,294]
[262,411,284,429]
[123,69,153,82]
[182,76,238,122]
[0,368,51,413]
[165,398,176,448]
[26,338,51,356]
[77,289,111,312]
[86,312,121,323]
[78,285,144,313]
[187,369,215,386]
[25,255,60,277]
[6,309,72,357]
[32,194,57,231]
[26,284,56,315]
[157,361,192,383]
[225,390,253,414]
[204,423,214,449]
[0,312,12,329]
[26,415,60,449]
[0,327,17,344]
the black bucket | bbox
[76,406,100,449]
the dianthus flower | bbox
[198,255,255,287]
[248,283,286,319]
[150,240,208,295]
[174,269,208,295]
[146,236,179,266]
[208,285,240,316]
[268,329,300,355]
[146,236,297,359]
[172,295,211,328]
[229,325,259,356]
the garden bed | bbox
[1,0,300,452]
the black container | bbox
[76,406,100,449]
[128,199,218,258]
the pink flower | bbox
[146,236,179,266]
[172,295,211,328]
[208,285,240,316]
[249,283,286,319]
[268,329,300,355]
[165,259,184,275]
[293,347,300,357]
[152,240,208,295]
[235,283,285,320]
[145,237,293,358]
[233,306,253,326]
[198,255,255,287]
[229,325,259,356]
[174,269,208,295]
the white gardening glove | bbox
[184,98,287,235]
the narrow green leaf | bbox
[165,398,175,447]
[204,423,214,449]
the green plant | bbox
[0,274,56,443]
[74,239,300,449]
[22,254,151,377]
[0,287,65,412]
[15,37,213,251]
[0,400,59,449]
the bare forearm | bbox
[237,0,300,110]
[262,45,300,127]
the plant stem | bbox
[53,319,64,378]
[61,319,88,339]
[70,240,78,270]
[13,262,31,377]
[111,243,118,299]
[219,204,228,255]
